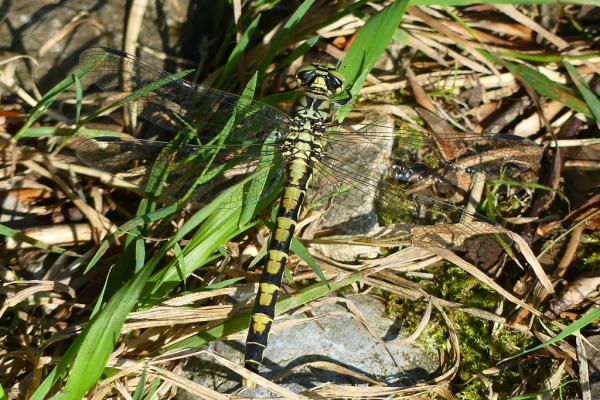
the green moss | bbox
[583,231,600,267]
[383,263,543,399]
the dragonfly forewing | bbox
[80,47,292,142]
[77,137,285,209]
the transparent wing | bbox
[79,47,292,142]
[310,128,542,250]
[77,137,285,209]
[327,124,543,185]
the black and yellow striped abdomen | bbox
[244,157,310,373]
[244,63,348,382]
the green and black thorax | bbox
[282,62,348,164]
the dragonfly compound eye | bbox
[326,70,346,94]
[296,65,317,87]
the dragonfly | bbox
[76,47,543,384]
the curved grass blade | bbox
[564,58,600,121]
[0,224,79,257]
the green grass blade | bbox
[517,307,600,357]
[256,0,315,81]
[31,237,152,400]
[132,367,147,400]
[288,0,371,43]
[74,74,83,125]
[338,0,409,119]
[85,204,180,272]
[59,237,149,400]
[490,179,570,204]
[140,206,244,304]
[217,15,261,88]
[260,90,302,106]
[564,58,600,121]
[0,224,79,257]
[480,53,593,119]
[290,236,328,286]
[510,380,577,399]
[142,375,161,400]
[494,49,600,63]
[137,170,266,304]
[509,60,593,118]
[19,127,123,138]
[264,35,320,79]
[12,66,88,141]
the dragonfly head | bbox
[295,63,346,96]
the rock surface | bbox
[182,292,438,397]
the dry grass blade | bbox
[511,234,554,296]
[4,223,92,250]
[390,297,433,346]
[272,360,381,385]
[203,349,309,399]
[539,359,566,400]
[38,11,92,57]
[407,6,498,75]
[304,383,454,399]
[425,245,545,317]
[20,160,116,239]
[577,336,592,400]
[124,304,234,328]
[147,364,228,400]
[0,280,76,318]
[430,305,461,385]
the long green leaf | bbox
[217,15,261,88]
[12,66,88,141]
[338,0,409,119]
[60,237,148,400]
[0,224,79,257]
[507,61,592,118]
[85,204,180,272]
[290,237,328,287]
[517,307,600,357]
[31,237,151,400]
[564,58,600,121]
[256,0,315,80]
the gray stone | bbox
[183,292,438,397]
[1,0,192,95]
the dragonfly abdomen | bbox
[244,156,312,375]
[244,63,344,384]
